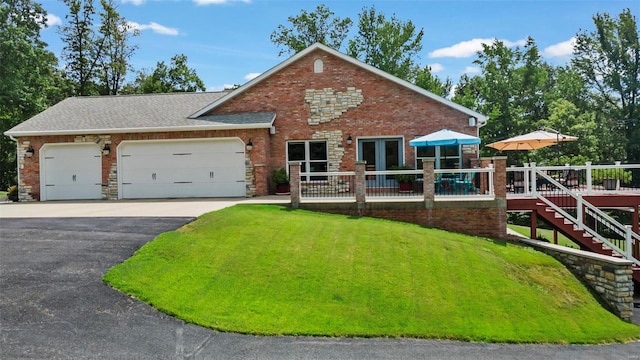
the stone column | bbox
[355,161,366,214]
[422,159,435,207]
[492,156,507,200]
[493,156,508,238]
[289,162,301,209]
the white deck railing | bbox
[299,166,495,202]
[506,162,640,196]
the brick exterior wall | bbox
[300,201,507,239]
[15,48,478,201]
[208,48,478,189]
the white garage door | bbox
[41,144,102,201]
[119,139,246,199]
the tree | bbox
[414,65,452,98]
[59,0,137,96]
[126,54,206,93]
[270,4,352,56]
[572,8,640,163]
[97,0,138,95]
[347,6,424,81]
[0,0,71,188]
[59,0,103,95]
[454,38,551,165]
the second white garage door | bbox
[118,139,246,199]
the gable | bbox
[190,43,487,124]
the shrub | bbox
[7,185,18,202]
[591,168,632,183]
[271,168,289,185]
[390,164,416,183]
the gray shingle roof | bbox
[5,92,275,136]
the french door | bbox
[358,138,403,186]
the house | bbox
[5,43,488,201]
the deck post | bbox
[422,159,434,207]
[355,161,366,214]
[585,161,593,194]
[289,162,301,209]
[530,162,538,197]
[492,156,507,200]
[531,210,538,240]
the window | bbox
[416,145,460,169]
[314,59,324,73]
[287,141,328,181]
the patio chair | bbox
[513,171,526,193]
[560,169,580,189]
[454,172,476,195]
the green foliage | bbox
[270,4,352,55]
[592,168,633,183]
[347,5,424,82]
[104,205,640,343]
[573,8,640,163]
[96,0,139,95]
[59,0,138,95]
[126,54,205,93]
[414,65,452,97]
[390,164,416,183]
[271,168,289,185]
[0,0,71,188]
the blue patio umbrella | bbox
[409,129,481,147]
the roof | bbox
[5,92,275,137]
[6,43,487,138]
[189,43,488,123]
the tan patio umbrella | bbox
[487,130,577,151]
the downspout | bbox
[8,135,20,202]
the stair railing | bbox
[535,169,640,267]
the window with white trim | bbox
[287,141,328,181]
[416,145,461,169]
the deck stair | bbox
[532,170,640,283]
[535,203,640,282]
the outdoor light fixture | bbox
[246,139,253,151]
[102,143,110,156]
[469,117,476,127]
[346,135,353,145]
[25,146,34,158]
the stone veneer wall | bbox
[245,155,256,197]
[304,87,363,125]
[105,162,118,200]
[521,239,635,322]
[16,140,35,201]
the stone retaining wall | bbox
[521,239,634,322]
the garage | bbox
[118,138,246,199]
[41,143,103,201]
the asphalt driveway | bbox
[1,211,639,359]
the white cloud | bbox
[46,14,62,27]
[429,38,527,58]
[127,21,179,36]
[244,72,261,81]
[122,0,146,5]
[428,63,444,73]
[463,66,480,74]
[542,37,576,58]
[194,0,251,5]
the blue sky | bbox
[37,0,639,92]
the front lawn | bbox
[104,205,639,343]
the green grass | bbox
[508,224,579,249]
[104,205,640,343]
